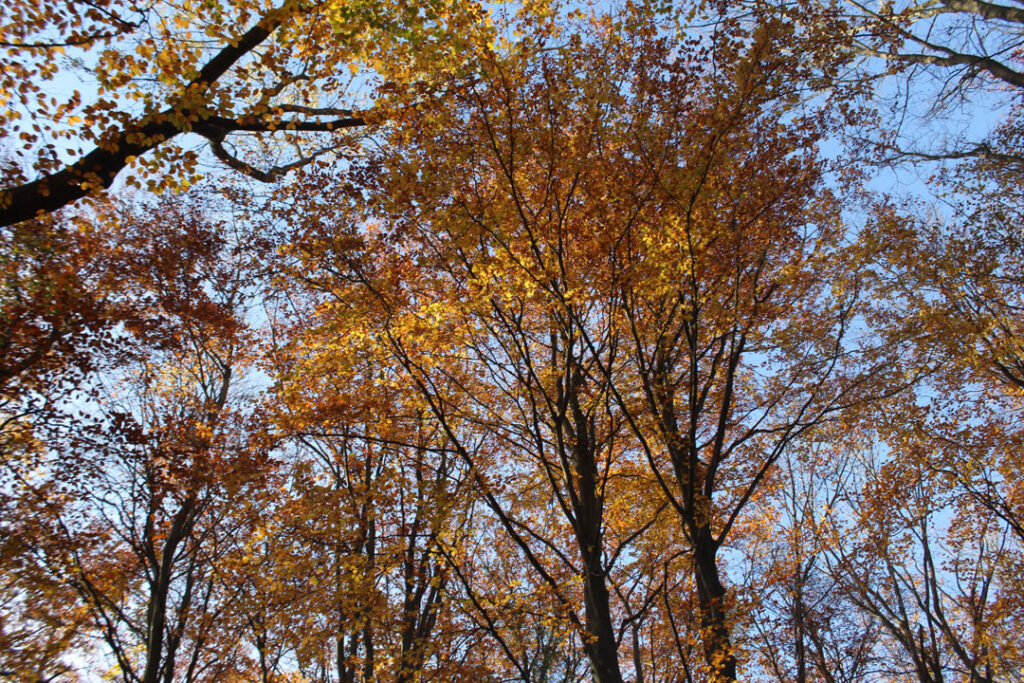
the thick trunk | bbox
[142,578,170,683]
[576,467,624,683]
[569,389,625,683]
[693,528,736,683]
[580,549,626,683]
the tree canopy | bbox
[1,1,1023,682]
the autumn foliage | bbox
[2,0,1023,682]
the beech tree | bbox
[833,184,1024,682]
[866,194,1024,538]
[0,0,489,226]
[0,196,269,682]
[778,0,1024,168]
[269,11,692,681]
[4,1,1024,682]
[744,443,880,683]
[266,6,895,681]
[240,342,485,683]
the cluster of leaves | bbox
[2,1,1024,682]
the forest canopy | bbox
[1,1,1022,682]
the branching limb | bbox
[0,6,366,227]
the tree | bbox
[0,195,271,682]
[781,0,1024,167]
[745,442,880,683]
[816,436,1021,683]
[841,187,1024,681]
[232,363,485,683]
[0,0,488,226]
[869,196,1024,530]
[269,10,688,681]
[0,426,91,682]
[267,6,891,681]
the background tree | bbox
[777,0,1023,167]
[0,195,271,682]
[814,435,1020,683]
[838,186,1024,682]
[744,442,880,683]
[230,274,492,683]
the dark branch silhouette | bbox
[0,7,366,227]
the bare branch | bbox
[940,0,1024,23]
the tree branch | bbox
[0,5,366,227]
[855,42,1024,88]
[940,0,1024,23]
[880,141,1024,166]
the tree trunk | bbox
[792,561,807,683]
[580,548,626,683]
[142,497,196,683]
[693,527,736,683]
[569,385,626,683]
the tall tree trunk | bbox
[692,527,736,683]
[568,380,625,683]
[792,560,808,683]
[579,544,625,683]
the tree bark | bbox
[572,402,625,683]
[693,527,736,683]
